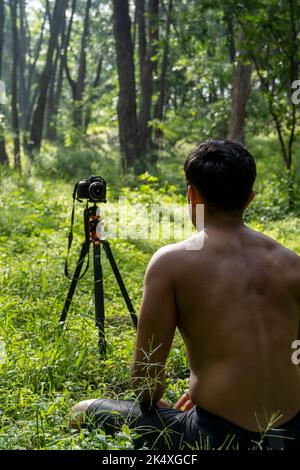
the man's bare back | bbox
[71,140,300,449]
[159,222,300,431]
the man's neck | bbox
[204,210,245,230]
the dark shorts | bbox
[83,399,300,450]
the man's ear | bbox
[187,185,204,205]
[245,191,255,209]
[187,185,194,204]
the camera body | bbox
[76,175,107,203]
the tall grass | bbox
[1,134,300,449]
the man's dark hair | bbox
[184,139,256,212]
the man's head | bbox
[184,139,256,215]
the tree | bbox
[23,2,48,152]
[136,0,147,80]
[228,30,252,143]
[138,0,159,161]
[18,0,29,129]
[84,55,103,130]
[46,6,67,140]
[64,0,92,128]
[153,0,173,155]
[234,0,300,207]
[29,0,68,153]
[10,0,21,171]
[225,2,235,64]
[113,0,140,170]
[0,0,8,165]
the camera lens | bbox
[89,181,105,201]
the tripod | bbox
[59,203,138,355]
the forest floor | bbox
[1,137,300,449]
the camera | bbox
[76,175,107,203]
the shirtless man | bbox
[70,140,300,449]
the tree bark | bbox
[64,0,92,128]
[153,0,172,153]
[228,31,251,144]
[0,0,8,165]
[10,0,21,171]
[228,61,251,143]
[225,3,235,63]
[23,3,48,153]
[45,40,60,140]
[29,0,68,152]
[113,0,139,170]
[84,55,103,130]
[18,0,29,129]
[136,0,147,80]
[46,8,66,140]
[138,0,159,158]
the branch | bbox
[237,18,289,166]
[93,55,103,88]
[63,0,76,96]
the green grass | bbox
[1,135,300,450]
[0,171,190,450]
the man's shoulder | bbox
[153,232,206,258]
[146,237,197,278]
[148,240,186,266]
[249,227,300,268]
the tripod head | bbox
[64,174,107,279]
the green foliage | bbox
[1,143,300,448]
[34,140,122,183]
[1,0,300,450]
[0,172,190,450]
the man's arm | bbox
[131,249,177,407]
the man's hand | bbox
[156,391,194,411]
[173,391,194,411]
[156,399,172,408]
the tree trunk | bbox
[225,3,235,63]
[228,32,251,144]
[46,9,66,140]
[228,62,251,143]
[74,0,91,127]
[138,0,159,159]
[84,55,103,130]
[23,4,48,153]
[136,0,147,80]
[153,0,172,155]
[62,0,76,95]
[113,0,139,170]
[64,0,92,129]
[0,130,7,165]
[45,41,60,140]
[10,0,21,171]
[29,0,68,153]
[18,0,29,129]
[0,0,8,165]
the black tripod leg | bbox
[93,240,106,355]
[102,240,138,329]
[59,241,89,324]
